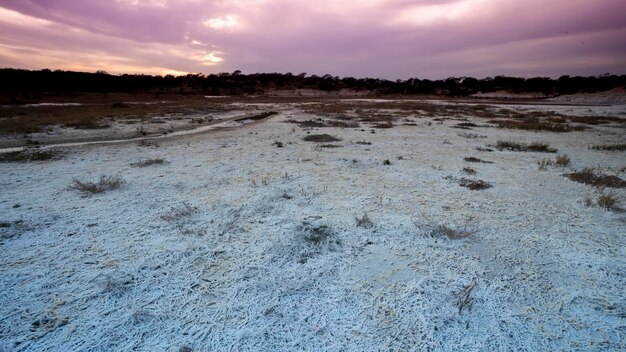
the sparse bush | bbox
[70,175,124,194]
[462,167,477,175]
[161,202,197,222]
[458,132,487,139]
[299,222,335,244]
[495,140,556,153]
[538,158,553,170]
[554,154,571,167]
[272,141,284,148]
[373,121,394,128]
[590,143,626,151]
[303,134,341,142]
[383,159,392,165]
[130,158,166,167]
[0,149,60,162]
[597,194,619,210]
[464,156,493,164]
[416,215,478,240]
[459,178,492,190]
[355,213,374,229]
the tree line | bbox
[1,68,624,103]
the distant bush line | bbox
[1,68,624,103]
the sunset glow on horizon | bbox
[1,0,625,78]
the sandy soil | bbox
[0,96,625,351]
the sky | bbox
[0,0,625,79]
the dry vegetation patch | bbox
[303,134,342,142]
[590,144,626,152]
[488,118,585,132]
[0,149,61,162]
[130,158,166,167]
[495,140,557,153]
[564,168,626,188]
[464,157,493,164]
[70,175,125,194]
[458,178,492,190]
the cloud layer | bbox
[1,0,625,78]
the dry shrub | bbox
[355,213,374,229]
[554,154,571,167]
[538,158,553,170]
[590,144,626,152]
[0,149,60,162]
[489,118,584,132]
[130,158,166,167]
[597,194,619,210]
[303,134,341,142]
[161,202,197,222]
[495,140,557,153]
[462,167,477,175]
[564,168,626,188]
[464,157,493,164]
[417,215,478,240]
[372,121,394,129]
[459,178,492,190]
[70,175,125,194]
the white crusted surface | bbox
[0,99,625,351]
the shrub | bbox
[70,175,124,194]
[564,168,626,188]
[383,159,392,165]
[0,149,60,162]
[495,140,556,153]
[462,167,477,175]
[355,213,374,229]
[303,134,341,142]
[416,215,478,240]
[161,202,197,222]
[459,178,492,190]
[597,194,619,210]
[554,154,571,167]
[590,144,626,151]
[538,158,553,170]
[130,158,166,167]
[464,157,493,164]
[300,222,335,244]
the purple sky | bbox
[1,0,625,79]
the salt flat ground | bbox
[1,97,625,351]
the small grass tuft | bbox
[597,194,619,210]
[355,213,374,229]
